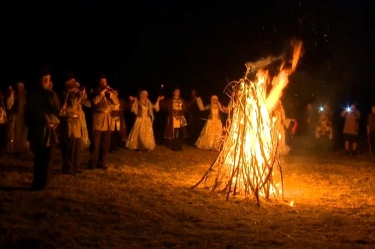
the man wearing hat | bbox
[26,66,60,190]
[88,73,119,169]
[59,71,86,174]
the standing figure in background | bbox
[153,84,167,144]
[59,72,86,175]
[195,95,227,151]
[304,103,318,151]
[6,83,31,157]
[126,90,163,151]
[315,105,333,153]
[273,100,290,155]
[0,90,8,155]
[341,104,360,155]
[26,66,60,190]
[88,73,119,170]
[186,89,204,146]
[160,86,187,151]
[110,89,128,152]
[366,104,375,155]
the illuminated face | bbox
[211,97,218,104]
[141,92,148,101]
[113,90,118,96]
[173,89,180,98]
[100,78,107,87]
[372,107,375,113]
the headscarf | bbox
[139,90,154,119]
[211,95,223,112]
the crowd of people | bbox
[303,102,375,155]
[0,66,374,191]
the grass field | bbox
[0,144,375,249]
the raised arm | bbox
[129,97,138,114]
[92,90,106,105]
[196,97,209,111]
[153,96,164,112]
[218,102,229,113]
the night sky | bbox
[2,0,374,110]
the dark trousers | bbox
[0,124,7,154]
[89,130,111,168]
[61,137,81,173]
[187,115,203,145]
[32,144,55,190]
[169,126,187,151]
[110,128,123,151]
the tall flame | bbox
[193,40,303,206]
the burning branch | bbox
[192,40,303,207]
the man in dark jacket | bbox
[186,89,204,145]
[26,66,60,190]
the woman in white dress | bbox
[195,95,228,151]
[126,90,163,151]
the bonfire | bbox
[192,40,303,206]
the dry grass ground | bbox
[0,144,375,249]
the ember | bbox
[193,40,303,206]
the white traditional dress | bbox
[126,93,160,151]
[195,95,227,151]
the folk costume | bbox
[160,93,187,151]
[59,73,87,174]
[26,67,60,190]
[110,91,128,152]
[195,95,227,151]
[126,91,161,151]
[88,75,119,169]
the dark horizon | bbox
[2,0,374,108]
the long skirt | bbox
[195,118,223,151]
[126,117,156,150]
